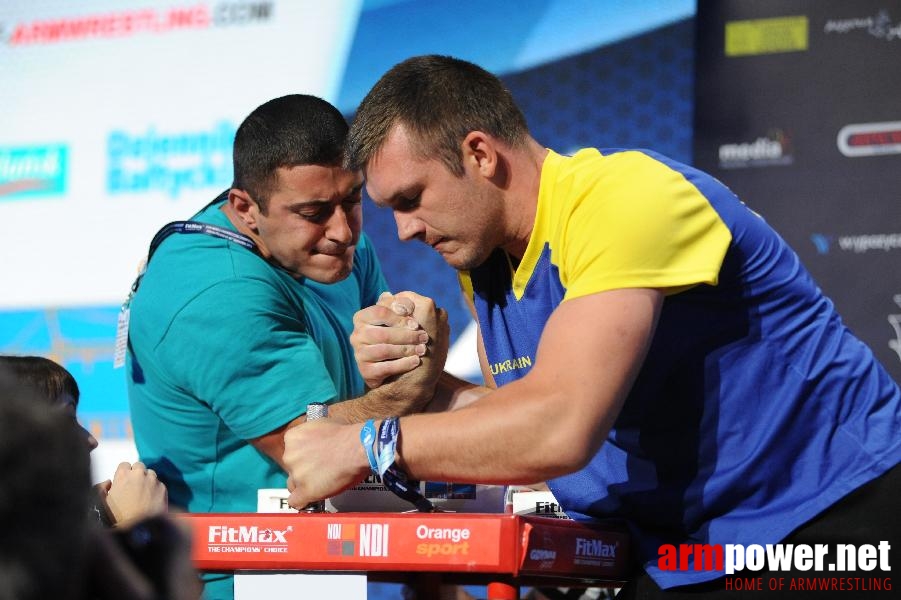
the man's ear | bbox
[462,131,498,179]
[228,189,259,231]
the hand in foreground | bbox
[98,461,168,527]
[284,419,369,509]
[351,291,449,400]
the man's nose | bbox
[326,205,354,244]
[394,211,424,242]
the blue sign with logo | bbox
[0,144,68,200]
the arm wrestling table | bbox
[180,512,631,599]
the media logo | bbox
[718,130,793,169]
[837,121,901,157]
[824,10,901,42]
[107,121,234,198]
[207,524,292,554]
[0,144,68,200]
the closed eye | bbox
[296,203,334,224]
[395,194,420,212]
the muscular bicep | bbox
[525,287,663,461]
[395,287,664,483]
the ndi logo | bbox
[106,121,234,198]
[0,144,68,200]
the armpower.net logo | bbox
[659,541,892,592]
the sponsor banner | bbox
[183,513,509,572]
[694,0,901,382]
[0,0,356,309]
[725,15,808,56]
[519,518,630,580]
[3,2,275,46]
[106,121,236,198]
[718,129,793,169]
[181,512,633,583]
[0,144,68,200]
[823,9,901,42]
[837,121,901,157]
[810,232,901,255]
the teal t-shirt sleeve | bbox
[356,232,390,306]
[155,277,338,440]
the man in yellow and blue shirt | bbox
[283,56,901,597]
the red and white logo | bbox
[837,121,901,157]
[207,524,292,554]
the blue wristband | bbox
[377,417,400,477]
[374,416,437,513]
[360,419,378,474]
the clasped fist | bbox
[351,291,449,406]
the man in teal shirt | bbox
[126,94,446,599]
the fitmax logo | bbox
[576,538,619,558]
[535,500,563,515]
[208,525,291,544]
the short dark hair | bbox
[0,355,79,406]
[232,94,350,210]
[346,55,529,176]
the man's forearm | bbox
[326,368,487,424]
[425,371,491,412]
[327,381,431,424]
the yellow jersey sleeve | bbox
[543,149,732,300]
